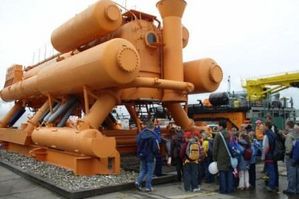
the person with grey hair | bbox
[283,120,299,195]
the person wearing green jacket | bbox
[213,120,234,193]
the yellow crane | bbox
[242,71,299,101]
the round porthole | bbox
[145,32,158,48]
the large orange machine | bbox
[0,0,223,175]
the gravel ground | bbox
[0,149,138,191]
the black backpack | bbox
[269,132,285,161]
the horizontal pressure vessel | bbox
[51,0,122,53]
[209,92,229,106]
[184,58,223,93]
[0,38,140,101]
[31,128,117,157]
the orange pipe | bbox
[0,102,23,128]
[123,77,194,92]
[1,38,140,102]
[165,102,193,130]
[157,0,186,101]
[80,92,119,129]
[23,101,49,136]
[125,104,141,131]
[51,0,122,53]
[103,115,121,130]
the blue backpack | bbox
[137,137,154,160]
[291,138,299,165]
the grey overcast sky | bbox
[0,0,299,108]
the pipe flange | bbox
[117,47,139,72]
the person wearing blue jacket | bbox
[262,121,279,192]
[135,119,160,192]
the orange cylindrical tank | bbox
[31,128,117,157]
[23,52,73,80]
[51,0,122,53]
[0,38,140,101]
[184,58,223,93]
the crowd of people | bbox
[134,116,299,196]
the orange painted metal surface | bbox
[192,111,247,130]
[184,59,223,93]
[0,0,223,175]
[79,91,120,129]
[0,128,28,145]
[157,0,186,101]
[165,102,194,130]
[4,143,119,175]
[0,101,23,128]
[22,101,49,136]
[4,64,23,87]
[1,39,140,101]
[31,128,118,158]
[51,0,122,53]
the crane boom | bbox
[243,71,299,101]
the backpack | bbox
[269,132,285,161]
[185,139,200,161]
[137,137,153,160]
[243,146,253,161]
[291,138,299,165]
